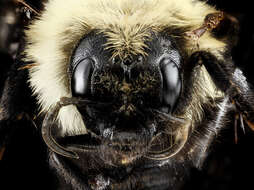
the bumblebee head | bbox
[56,31,185,165]
[25,0,227,166]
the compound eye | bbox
[160,58,181,113]
[71,59,94,97]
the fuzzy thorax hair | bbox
[24,0,226,136]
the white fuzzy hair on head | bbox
[24,0,226,136]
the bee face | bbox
[70,31,182,111]
[49,31,185,166]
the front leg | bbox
[190,51,254,135]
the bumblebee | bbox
[1,0,253,189]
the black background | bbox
[1,0,254,189]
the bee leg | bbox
[190,51,254,132]
[0,60,35,148]
[230,69,254,132]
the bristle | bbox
[15,0,39,15]
[18,63,39,70]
